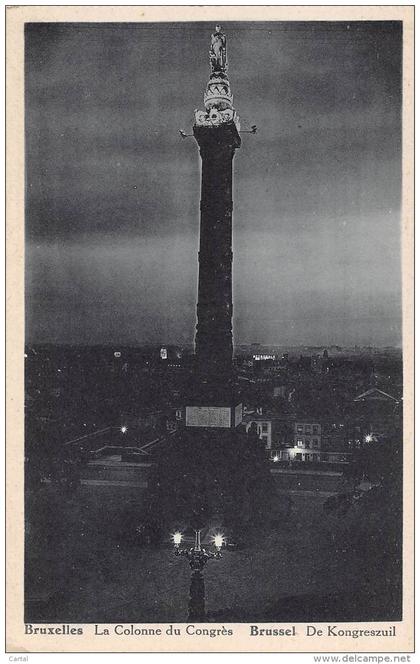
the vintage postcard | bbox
[6,5,414,654]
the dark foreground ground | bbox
[25,471,401,623]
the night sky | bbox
[25,21,402,347]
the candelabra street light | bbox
[172,530,224,621]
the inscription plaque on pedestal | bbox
[186,406,231,428]
[185,403,243,428]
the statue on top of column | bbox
[209,25,227,73]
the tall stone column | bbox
[184,25,243,429]
[194,122,240,386]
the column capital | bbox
[193,121,241,152]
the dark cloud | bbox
[25,21,402,346]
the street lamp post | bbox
[172,530,224,621]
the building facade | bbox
[245,412,352,464]
[292,420,322,461]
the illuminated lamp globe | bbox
[213,534,224,550]
[172,532,183,546]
